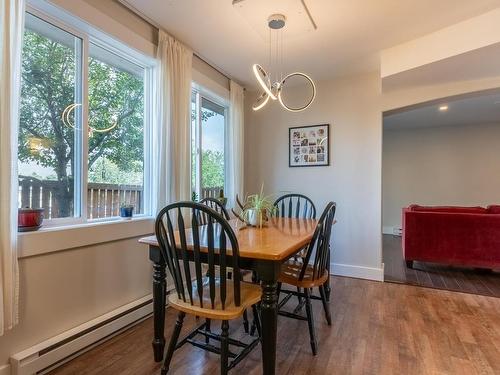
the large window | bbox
[191,89,227,201]
[18,11,152,224]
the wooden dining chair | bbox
[273,193,317,310]
[199,197,251,334]
[199,197,229,222]
[273,193,317,220]
[276,202,336,355]
[155,202,262,375]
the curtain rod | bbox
[117,0,231,82]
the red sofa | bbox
[402,205,500,270]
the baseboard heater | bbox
[10,294,154,375]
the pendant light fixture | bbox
[252,14,316,112]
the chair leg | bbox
[304,288,318,356]
[220,320,230,375]
[243,309,250,333]
[296,287,303,310]
[251,304,262,337]
[205,319,211,344]
[161,311,185,375]
[319,285,332,326]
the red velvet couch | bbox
[402,205,500,270]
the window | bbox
[18,10,152,224]
[191,89,227,201]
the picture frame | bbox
[289,124,330,167]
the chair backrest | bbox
[155,201,241,310]
[199,197,230,224]
[299,202,336,281]
[274,193,316,219]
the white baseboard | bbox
[382,226,393,235]
[331,262,384,282]
[0,364,11,375]
[382,226,402,236]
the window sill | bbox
[18,216,155,259]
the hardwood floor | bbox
[384,235,500,298]
[49,276,500,375]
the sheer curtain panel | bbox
[227,80,245,208]
[0,0,24,335]
[153,30,193,213]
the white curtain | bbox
[153,30,193,213]
[0,0,24,335]
[227,80,245,208]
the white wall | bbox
[245,72,384,281]
[382,122,500,229]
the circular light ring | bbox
[252,64,276,100]
[252,92,270,111]
[62,103,118,134]
[278,72,316,112]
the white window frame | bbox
[22,3,155,228]
[191,83,229,200]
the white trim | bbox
[331,262,384,282]
[382,226,393,235]
[382,226,402,236]
[10,295,153,375]
[0,365,11,375]
[18,217,154,258]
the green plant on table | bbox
[240,184,277,228]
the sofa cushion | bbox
[487,205,500,214]
[408,205,487,214]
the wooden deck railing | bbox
[18,176,142,220]
[201,186,223,199]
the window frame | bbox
[191,83,229,200]
[22,4,155,228]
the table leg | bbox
[150,246,166,362]
[257,261,280,375]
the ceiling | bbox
[383,89,500,130]
[123,0,500,88]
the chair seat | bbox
[279,260,328,288]
[168,280,261,320]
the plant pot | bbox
[18,208,45,232]
[246,208,266,227]
[120,206,134,220]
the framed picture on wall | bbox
[289,124,330,167]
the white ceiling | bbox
[383,89,500,130]
[124,0,500,88]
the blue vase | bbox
[120,206,134,219]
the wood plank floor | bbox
[383,235,500,298]
[49,277,500,375]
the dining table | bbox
[139,216,319,375]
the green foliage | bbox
[201,150,224,188]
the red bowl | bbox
[18,208,45,232]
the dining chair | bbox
[155,202,262,375]
[273,193,318,310]
[199,197,251,334]
[276,202,336,355]
[199,197,229,222]
[273,193,316,220]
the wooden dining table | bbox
[139,217,318,375]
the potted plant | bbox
[18,207,45,232]
[239,185,276,228]
[120,203,134,220]
[218,188,228,207]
